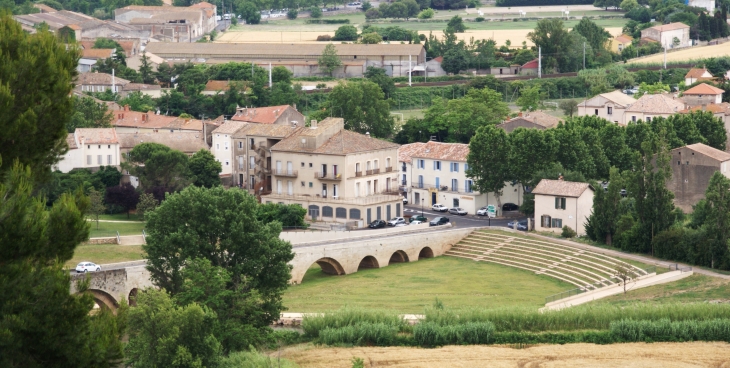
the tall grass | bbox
[611,319,730,342]
[219,349,298,368]
[413,322,494,347]
[301,307,407,338]
[423,303,730,332]
[319,323,400,346]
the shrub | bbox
[306,19,350,24]
[301,307,408,338]
[319,323,400,346]
[413,322,495,347]
[287,9,298,19]
[475,16,485,22]
[561,225,577,238]
[316,83,327,89]
[417,8,434,19]
[610,319,730,342]
[316,34,332,41]
[365,8,381,19]
[333,25,358,41]
[309,6,322,18]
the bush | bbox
[417,8,434,19]
[561,225,577,238]
[475,16,485,22]
[365,8,381,19]
[496,0,592,4]
[287,9,298,19]
[316,83,327,89]
[316,34,332,41]
[333,25,358,41]
[309,6,322,18]
[305,19,351,24]
[301,307,408,338]
[610,319,730,342]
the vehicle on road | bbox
[403,197,408,205]
[76,262,101,273]
[448,207,467,216]
[477,207,489,216]
[410,220,424,225]
[368,219,386,228]
[502,203,519,211]
[507,219,528,231]
[429,216,450,226]
[387,217,406,226]
[394,222,408,227]
[409,215,428,223]
[432,203,448,212]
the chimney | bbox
[311,119,317,129]
[293,103,297,111]
[559,175,564,181]
[124,104,130,111]
[291,120,298,128]
[142,113,148,122]
[518,112,523,117]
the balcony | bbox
[315,172,343,181]
[385,166,393,173]
[262,193,402,206]
[355,171,362,177]
[272,169,298,177]
[373,168,380,174]
[366,169,373,175]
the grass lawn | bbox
[98,213,143,222]
[87,220,146,238]
[596,274,730,305]
[65,244,144,268]
[282,256,572,313]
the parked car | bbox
[410,220,424,225]
[448,207,467,216]
[502,203,519,211]
[429,216,450,226]
[403,197,408,205]
[476,207,489,216]
[409,215,428,223]
[394,222,408,227]
[432,203,448,212]
[76,262,101,273]
[507,219,528,231]
[368,220,386,228]
[387,217,406,226]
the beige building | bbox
[76,72,130,93]
[533,179,595,236]
[231,105,305,125]
[611,34,633,53]
[640,22,690,48]
[668,143,730,212]
[577,90,638,124]
[496,111,563,132]
[211,121,248,176]
[398,141,523,215]
[263,118,401,226]
[114,2,217,42]
[623,93,686,124]
[231,123,299,190]
[685,68,714,85]
[56,128,121,173]
[682,83,724,107]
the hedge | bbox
[496,0,593,5]
[305,19,350,24]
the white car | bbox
[410,220,424,225]
[432,203,448,212]
[387,217,406,226]
[477,207,489,216]
[76,262,101,273]
[403,197,408,205]
[394,222,408,227]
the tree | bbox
[94,165,122,188]
[125,288,222,368]
[287,8,298,19]
[333,25,358,41]
[365,7,381,19]
[124,143,190,192]
[613,264,633,293]
[418,8,434,19]
[67,96,114,133]
[361,32,383,44]
[143,186,294,342]
[402,0,420,19]
[364,66,395,97]
[559,99,579,118]
[635,82,670,98]
[446,15,465,33]
[386,2,408,18]
[241,2,261,24]
[466,125,511,210]
[136,192,158,221]
[0,160,127,367]
[667,111,727,151]
[309,6,322,18]
[361,1,372,11]
[188,149,221,188]
[620,0,639,11]
[704,171,730,269]
[138,53,155,84]
[572,18,611,55]
[87,187,106,230]
[0,13,79,181]
[509,128,558,191]
[528,19,572,73]
[311,80,395,138]
[512,49,536,66]
[586,167,624,245]
[256,203,307,228]
[441,46,469,74]
[318,44,342,77]
[105,183,140,219]
[516,85,544,112]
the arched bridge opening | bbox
[419,247,434,260]
[86,289,119,313]
[388,250,409,265]
[357,255,380,270]
[314,257,346,276]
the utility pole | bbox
[538,46,541,79]
[583,42,586,70]
[408,55,412,87]
[269,62,272,88]
[663,45,667,69]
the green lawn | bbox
[596,274,730,306]
[282,256,572,313]
[98,213,143,222]
[66,244,144,268]
[87,220,146,238]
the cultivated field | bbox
[280,342,730,367]
[629,42,730,64]
[282,256,572,313]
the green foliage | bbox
[125,288,222,368]
[446,15,465,33]
[311,80,394,138]
[414,322,495,347]
[240,2,261,24]
[117,91,156,112]
[418,7,434,19]
[509,127,558,188]
[361,25,418,42]
[361,32,383,44]
[516,85,545,111]
[496,0,593,4]
[0,160,126,368]
[333,25,358,41]
[561,225,577,238]
[700,171,730,269]
[135,192,158,221]
[68,96,114,132]
[143,186,294,337]
[87,187,106,229]
[421,88,510,143]
[351,357,365,368]
[0,13,79,181]
[256,203,307,228]
[309,6,322,18]
[441,46,469,74]
[220,349,298,368]
[318,44,342,77]
[301,307,407,338]
[610,318,730,342]
[105,182,139,219]
[92,38,121,50]
[319,323,400,346]
[286,8,298,19]
[619,0,638,11]
[635,82,671,98]
[188,149,221,188]
[306,18,350,24]
[527,19,572,73]
[467,125,510,208]
[559,99,579,117]
[124,143,190,193]
[586,167,625,245]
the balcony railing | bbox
[373,168,380,174]
[262,193,402,205]
[355,171,362,177]
[385,166,393,172]
[315,172,343,181]
[410,183,476,194]
[273,169,298,177]
[366,169,374,175]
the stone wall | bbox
[84,237,118,245]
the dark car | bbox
[368,220,386,229]
[507,219,528,231]
[409,215,428,223]
[502,203,519,211]
[429,216,450,226]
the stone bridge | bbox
[70,265,153,311]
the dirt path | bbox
[281,342,730,367]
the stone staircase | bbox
[446,231,648,290]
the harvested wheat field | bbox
[281,342,730,368]
[630,42,730,64]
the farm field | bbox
[65,244,144,268]
[279,342,730,368]
[282,256,573,313]
[629,42,730,64]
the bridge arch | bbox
[86,289,119,312]
[418,247,434,260]
[358,255,380,270]
[128,288,139,307]
[314,257,346,276]
[388,250,410,265]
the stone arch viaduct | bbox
[71,226,474,310]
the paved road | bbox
[401,204,522,229]
[70,260,146,275]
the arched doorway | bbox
[388,250,409,265]
[358,255,380,270]
[418,247,434,260]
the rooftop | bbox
[615,34,633,43]
[397,142,427,163]
[66,133,78,149]
[522,59,539,69]
[599,90,638,107]
[212,121,248,135]
[499,111,563,129]
[235,123,300,138]
[647,22,689,32]
[676,143,730,162]
[683,83,724,95]
[272,119,399,155]
[682,102,730,115]
[81,48,114,59]
[77,72,131,86]
[230,105,298,124]
[117,131,207,153]
[625,93,686,114]
[532,179,593,198]
[685,68,712,79]
[406,140,470,162]
[145,42,425,58]
[123,83,162,91]
[75,128,118,144]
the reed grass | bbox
[300,307,407,338]
[319,323,400,346]
[610,319,730,342]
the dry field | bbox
[629,43,730,64]
[281,342,730,368]
[216,27,623,46]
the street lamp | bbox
[421,198,424,217]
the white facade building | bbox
[533,179,595,236]
[56,128,121,173]
[211,121,248,176]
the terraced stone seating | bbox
[446,231,648,290]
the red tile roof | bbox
[75,128,118,144]
[400,141,470,162]
[685,68,712,79]
[398,142,426,164]
[649,22,689,32]
[521,58,539,69]
[230,105,295,124]
[81,48,114,59]
[615,34,633,43]
[679,143,730,162]
[532,179,593,198]
[683,83,724,95]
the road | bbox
[401,204,522,229]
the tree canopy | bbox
[311,80,395,138]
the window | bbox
[450,162,459,172]
[276,180,282,194]
[366,181,371,195]
[453,198,459,207]
[374,160,378,169]
[386,158,391,167]
[356,182,360,196]
[98,145,101,149]
[551,218,563,228]
[401,162,406,172]
[216,143,220,150]
[541,215,552,228]
[465,180,473,193]
[356,163,361,172]
[224,141,229,150]
[594,109,598,115]
[238,156,244,169]
[646,116,652,122]
[87,155,92,165]
[434,161,441,171]
[451,179,458,191]
[336,207,347,219]
[87,145,90,149]
[554,197,566,210]
[631,116,637,122]
[309,163,313,168]
[607,106,613,115]
[402,174,407,185]
[418,175,424,188]
[97,155,102,165]
[435,177,440,188]
[249,156,255,169]
[238,141,243,149]
[418,159,425,169]
[287,180,293,195]
[465,163,469,171]
[349,208,361,219]
[301,181,305,187]
[301,162,305,167]
[107,145,111,149]
[225,160,229,166]
[309,182,313,187]
[322,206,333,217]
[107,155,112,165]
[367,161,372,170]
[249,138,254,148]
